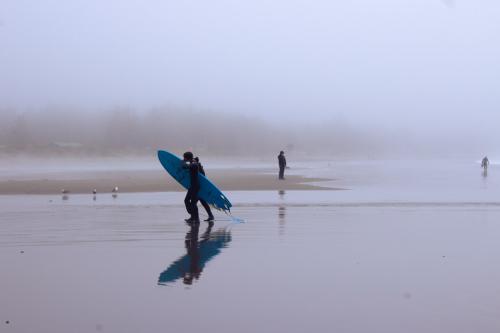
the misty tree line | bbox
[0,107,293,155]
[0,107,376,156]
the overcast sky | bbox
[1,0,499,130]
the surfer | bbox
[182,152,200,223]
[481,156,490,171]
[278,151,286,180]
[195,157,215,222]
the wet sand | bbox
[2,192,500,333]
[2,160,500,332]
[0,168,334,194]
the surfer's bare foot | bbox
[204,216,214,222]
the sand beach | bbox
[2,159,500,332]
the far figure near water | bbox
[482,156,490,171]
[195,157,215,222]
[278,151,287,180]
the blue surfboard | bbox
[157,150,232,212]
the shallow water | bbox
[1,160,500,332]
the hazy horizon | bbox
[0,105,497,159]
[1,1,499,158]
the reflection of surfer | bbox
[195,157,215,222]
[184,223,202,284]
[182,152,200,223]
[158,223,232,286]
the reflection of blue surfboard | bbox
[158,226,231,286]
[157,150,232,212]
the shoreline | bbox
[0,168,338,195]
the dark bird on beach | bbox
[92,189,97,194]
[61,189,69,194]
[112,186,118,193]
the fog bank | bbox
[0,106,496,159]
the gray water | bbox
[1,160,500,332]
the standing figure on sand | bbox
[278,151,287,180]
[481,156,490,177]
[182,152,200,223]
[482,156,489,171]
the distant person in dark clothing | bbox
[278,151,286,180]
[182,151,200,223]
[482,156,490,170]
[195,157,215,222]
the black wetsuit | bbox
[278,154,286,179]
[482,158,489,169]
[198,163,214,219]
[183,161,200,219]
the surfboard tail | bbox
[212,193,232,212]
[219,193,232,212]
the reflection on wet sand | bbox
[279,207,286,220]
[158,223,232,286]
[278,206,286,235]
[278,190,286,235]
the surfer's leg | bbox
[184,191,192,215]
[279,167,285,179]
[190,202,199,220]
[200,199,214,221]
[191,190,200,220]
